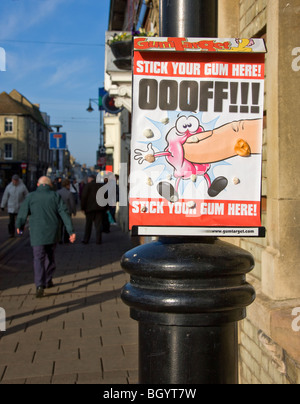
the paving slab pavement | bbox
[0,211,139,384]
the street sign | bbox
[130,37,267,237]
[99,87,107,111]
[49,132,67,150]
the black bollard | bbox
[121,237,255,384]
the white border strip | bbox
[136,227,261,237]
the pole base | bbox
[121,237,255,384]
[139,322,238,384]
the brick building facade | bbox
[0,90,51,190]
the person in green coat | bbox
[16,176,76,298]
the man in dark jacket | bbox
[16,176,76,298]
[81,175,106,245]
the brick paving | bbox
[0,210,139,384]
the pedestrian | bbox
[0,174,29,238]
[70,178,79,205]
[16,176,76,298]
[57,179,76,244]
[79,180,85,201]
[56,177,62,190]
[81,175,107,244]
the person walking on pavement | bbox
[70,178,79,206]
[16,176,76,298]
[1,174,29,238]
[57,179,76,244]
[81,175,107,245]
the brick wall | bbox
[240,0,267,38]
[220,0,300,384]
[240,319,300,384]
[237,0,268,281]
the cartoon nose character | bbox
[134,115,228,202]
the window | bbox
[4,144,13,160]
[4,118,13,133]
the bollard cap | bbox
[121,237,255,326]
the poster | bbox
[130,37,267,237]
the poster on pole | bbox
[130,37,267,237]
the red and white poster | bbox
[130,37,267,237]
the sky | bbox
[0,0,111,167]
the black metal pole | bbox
[121,0,256,385]
[160,0,218,38]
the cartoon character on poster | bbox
[134,114,229,202]
[134,113,262,204]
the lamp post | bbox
[121,0,256,385]
[86,99,104,148]
[86,98,105,170]
[51,124,62,176]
